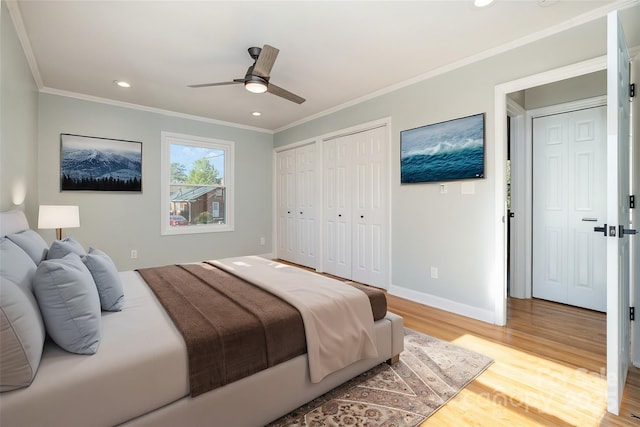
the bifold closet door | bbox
[276,145,317,269]
[324,126,388,288]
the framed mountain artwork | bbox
[60,133,142,192]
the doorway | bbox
[506,77,608,305]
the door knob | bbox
[593,224,607,236]
[618,225,637,238]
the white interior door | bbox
[532,106,607,311]
[606,10,632,416]
[632,50,640,370]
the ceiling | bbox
[8,0,639,132]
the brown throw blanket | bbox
[137,262,386,397]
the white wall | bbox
[274,15,628,321]
[0,0,39,223]
[36,94,274,270]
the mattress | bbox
[0,271,190,427]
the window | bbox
[161,132,234,235]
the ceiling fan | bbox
[188,45,305,104]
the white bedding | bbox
[0,271,190,427]
[212,256,379,383]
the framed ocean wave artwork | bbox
[60,133,142,192]
[400,113,485,184]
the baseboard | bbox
[388,285,495,324]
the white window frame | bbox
[161,131,235,235]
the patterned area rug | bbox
[268,329,493,427]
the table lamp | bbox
[38,205,80,240]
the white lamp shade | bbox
[38,205,80,229]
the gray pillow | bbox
[34,253,101,355]
[83,248,124,311]
[7,230,48,264]
[46,236,86,260]
[0,238,37,292]
[0,277,46,391]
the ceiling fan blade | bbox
[267,83,306,104]
[188,80,243,88]
[253,44,279,78]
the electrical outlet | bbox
[130,249,138,259]
[259,237,265,245]
[440,184,447,194]
[430,266,438,279]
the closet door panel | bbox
[295,144,317,268]
[352,127,388,287]
[324,137,351,278]
[276,150,297,263]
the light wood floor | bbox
[387,294,640,426]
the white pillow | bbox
[34,253,101,355]
[7,230,48,265]
[83,248,124,311]
[0,278,46,391]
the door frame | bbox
[494,56,608,324]
[510,95,608,300]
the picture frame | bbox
[400,113,485,184]
[60,133,142,192]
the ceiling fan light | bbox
[245,81,267,93]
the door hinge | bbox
[631,195,636,209]
[631,83,636,98]
[631,307,635,322]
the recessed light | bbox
[114,80,131,88]
[252,111,262,117]
[474,0,494,7]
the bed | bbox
[0,210,404,427]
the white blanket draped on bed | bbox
[211,256,378,383]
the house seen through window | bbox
[161,132,234,235]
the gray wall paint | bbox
[37,94,274,270]
[274,16,616,316]
[524,70,607,110]
[1,1,39,224]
